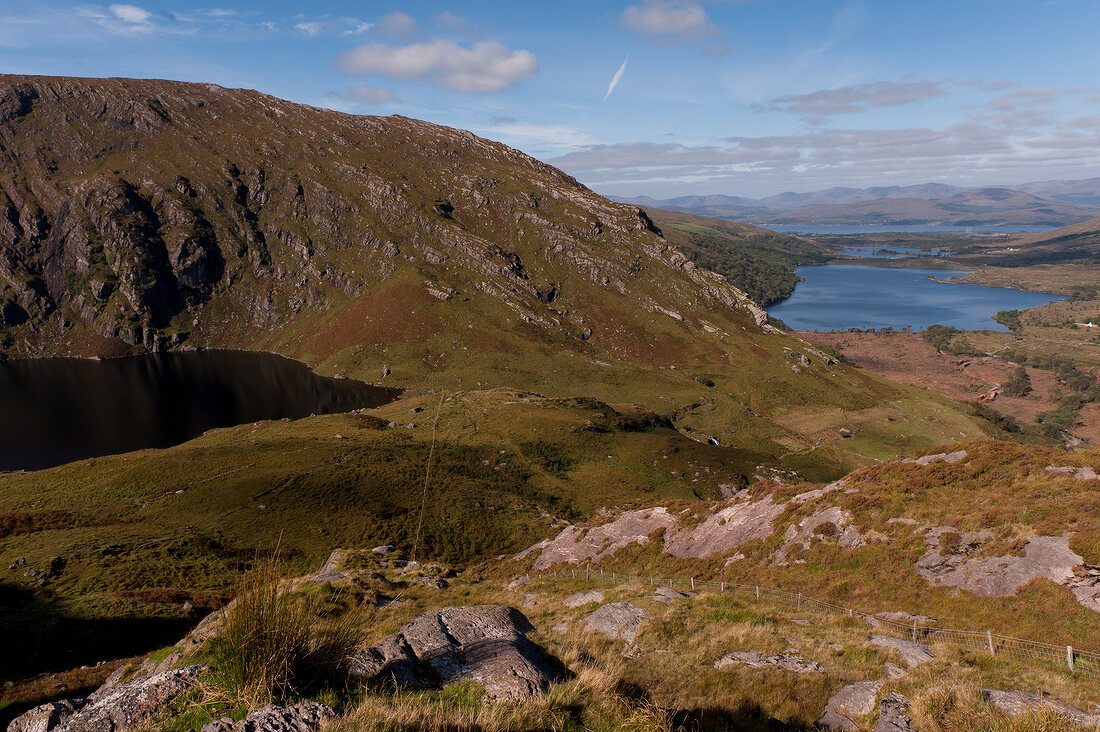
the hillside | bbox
[0,74,994,476]
[644,208,832,305]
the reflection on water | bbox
[0,350,400,471]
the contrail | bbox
[603,56,629,101]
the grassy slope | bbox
[504,439,1100,652]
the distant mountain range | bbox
[618,179,1100,226]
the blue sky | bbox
[2,0,1099,198]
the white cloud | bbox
[109,3,151,25]
[376,11,418,38]
[604,56,629,101]
[335,40,538,94]
[292,16,373,37]
[622,0,718,43]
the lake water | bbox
[0,351,400,471]
[765,224,1056,234]
[766,264,1066,332]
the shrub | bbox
[1001,366,1031,398]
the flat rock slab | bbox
[981,689,1100,727]
[564,590,603,608]
[917,535,1082,598]
[1045,466,1098,480]
[816,680,882,731]
[201,701,339,731]
[901,450,967,465]
[872,693,913,732]
[24,665,210,732]
[870,635,934,667]
[584,602,650,644]
[663,498,784,559]
[347,605,561,701]
[714,651,824,674]
[650,586,695,602]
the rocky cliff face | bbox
[0,74,760,355]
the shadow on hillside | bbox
[673,703,813,732]
[0,581,202,679]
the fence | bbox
[531,566,1100,682]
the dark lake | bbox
[766,264,1067,332]
[0,350,400,471]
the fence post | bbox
[987,630,995,656]
[600,568,604,580]
[586,566,590,581]
[755,585,759,599]
[1067,646,1075,673]
[849,608,853,618]
[691,577,695,591]
[720,581,725,592]
[571,568,575,579]
[912,620,917,644]
[797,592,802,610]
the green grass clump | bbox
[200,555,355,711]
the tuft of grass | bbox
[199,555,357,711]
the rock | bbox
[1045,465,1098,480]
[551,623,568,635]
[650,586,693,602]
[201,701,339,731]
[663,498,784,559]
[901,450,967,465]
[916,534,1083,599]
[410,576,448,590]
[869,635,934,667]
[564,590,603,608]
[816,680,882,731]
[347,605,561,701]
[532,507,677,569]
[583,602,650,644]
[506,575,530,590]
[319,549,345,573]
[872,693,913,732]
[882,662,906,679]
[714,651,824,674]
[372,545,396,555]
[49,665,208,732]
[7,698,87,732]
[981,689,1100,727]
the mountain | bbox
[620,181,1100,226]
[0,74,992,478]
[766,187,1099,226]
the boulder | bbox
[981,689,1100,727]
[869,635,933,667]
[200,701,339,731]
[564,590,603,608]
[583,602,650,644]
[35,665,209,732]
[7,699,87,732]
[815,680,882,731]
[347,605,561,701]
[872,693,913,732]
[650,586,694,602]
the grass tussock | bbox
[198,555,361,711]
[912,685,1085,732]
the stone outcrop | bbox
[816,680,882,731]
[872,693,913,732]
[532,508,676,569]
[200,701,339,732]
[916,532,1083,597]
[8,665,209,732]
[347,605,561,701]
[900,450,967,465]
[869,636,933,668]
[714,651,824,674]
[981,689,1100,727]
[664,498,784,559]
[583,602,650,644]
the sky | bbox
[2,0,1100,199]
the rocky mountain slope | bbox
[0,74,994,475]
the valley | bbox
[1,74,1098,732]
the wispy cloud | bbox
[375,11,418,38]
[771,80,948,117]
[480,121,593,149]
[604,56,629,101]
[335,40,538,94]
[622,0,718,43]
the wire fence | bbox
[530,566,1100,682]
